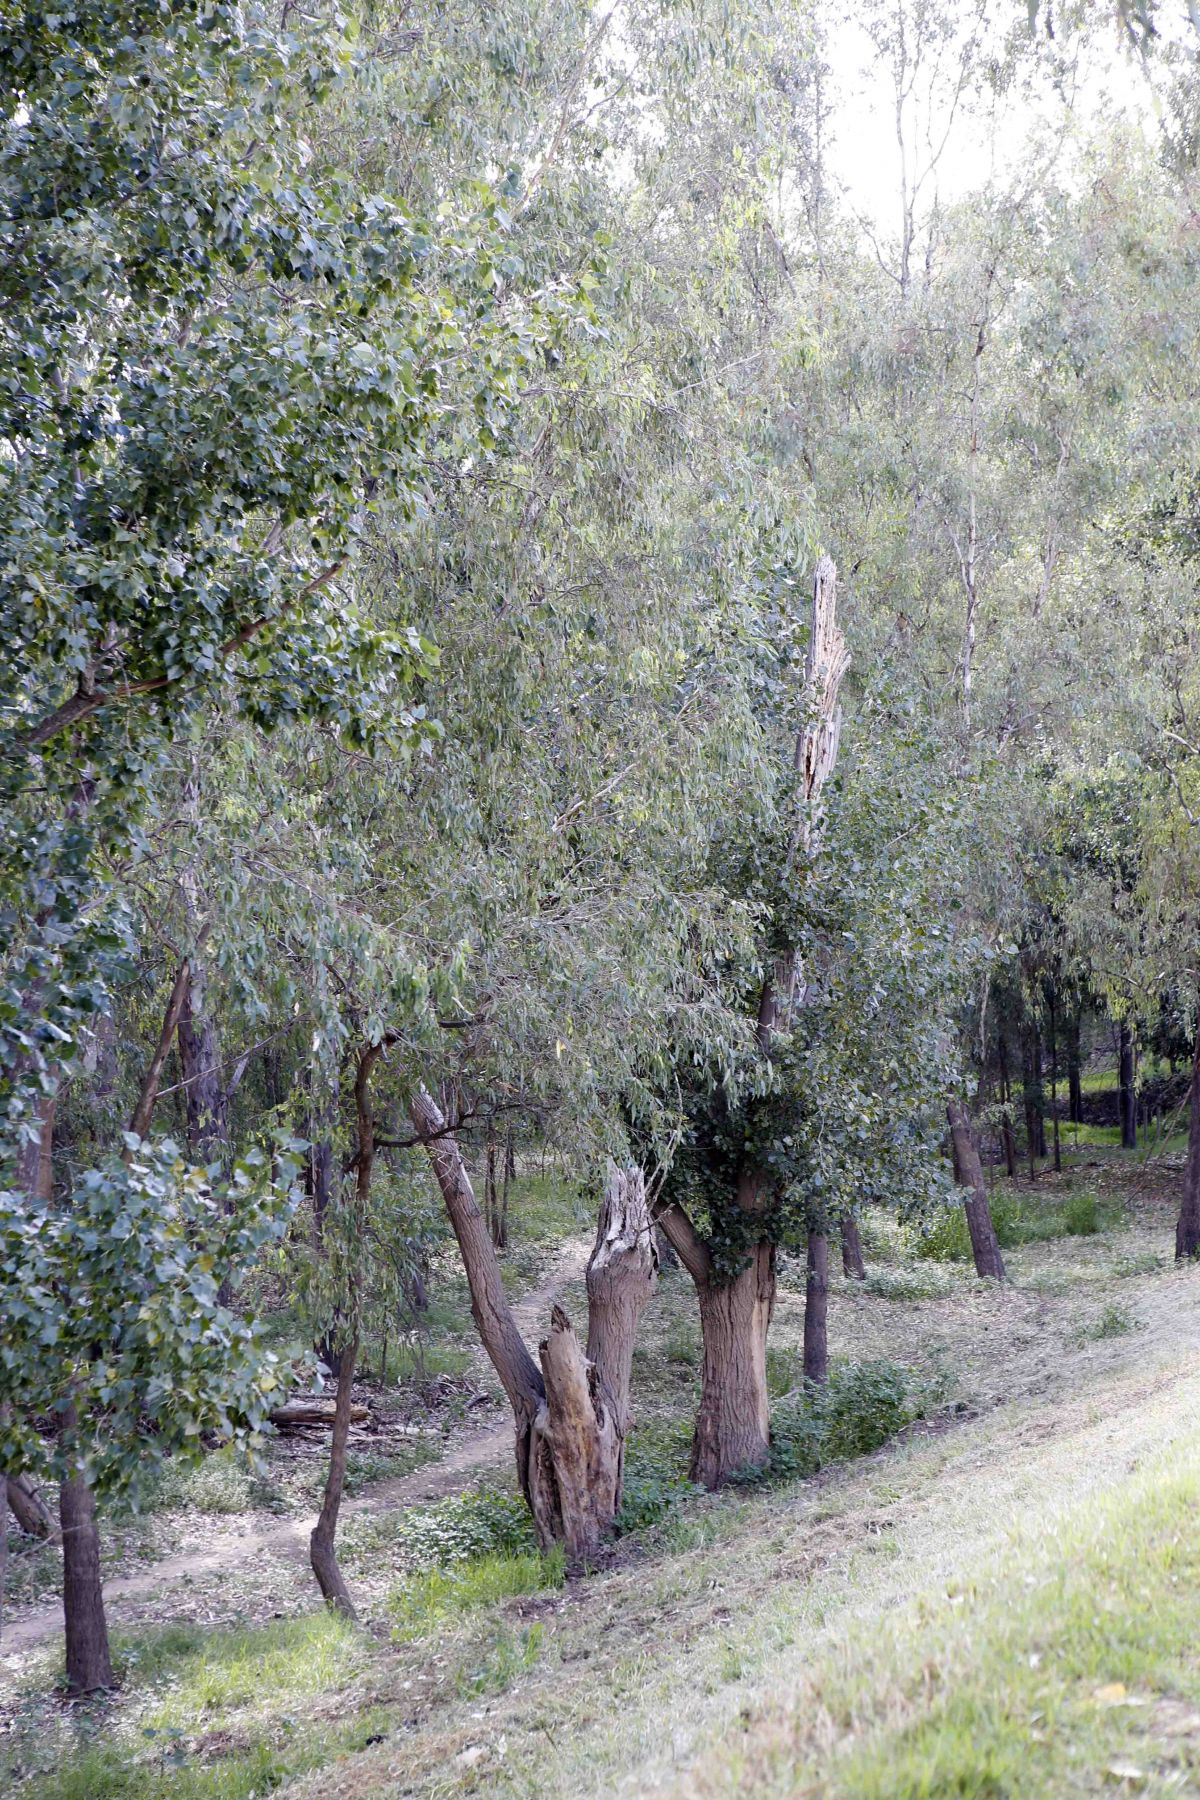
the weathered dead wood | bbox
[269,1400,369,1429]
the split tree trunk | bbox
[840,1214,866,1280]
[412,1089,654,1559]
[60,1405,113,1695]
[1175,1036,1200,1260]
[947,1099,1006,1281]
[804,1229,830,1382]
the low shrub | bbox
[391,1486,536,1573]
[864,1265,953,1302]
[1062,1188,1101,1236]
[740,1359,917,1485]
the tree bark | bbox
[804,1229,830,1382]
[6,1474,57,1540]
[1119,1022,1137,1150]
[684,1239,775,1489]
[1048,984,1062,1173]
[177,959,228,1164]
[1067,1008,1083,1125]
[59,1405,113,1695]
[947,1099,1006,1281]
[997,1032,1018,1178]
[309,1136,343,1380]
[840,1213,866,1279]
[1175,1036,1200,1260]
[309,1341,360,1618]
[411,1090,641,1558]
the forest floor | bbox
[4,1148,1200,1797]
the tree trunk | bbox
[309,1137,343,1380]
[840,1213,866,1279]
[1175,1036,1200,1260]
[997,1033,1018,1178]
[7,1474,56,1540]
[804,1229,830,1382]
[584,1165,657,1437]
[1119,1023,1137,1150]
[411,1090,641,1559]
[947,1099,1006,1281]
[1067,1009,1083,1124]
[309,1341,360,1619]
[59,1407,113,1695]
[1048,984,1062,1173]
[687,1241,775,1488]
[177,959,228,1163]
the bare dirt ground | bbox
[0,1233,594,1670]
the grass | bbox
[913,1180,1122,1262]
[389,1547,565,1641]
[702,1437,1200,1797]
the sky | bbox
[821,5,1183,236]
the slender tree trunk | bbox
[804,1228,830,1382]
[59,1404,113,1695]
[1067,1009,1083,1124]
[1048,985,1062,1173]
[997,1033,1018,1179]
[310,1136,342,1380]
[1119,1023,1137,1150]
[177,959,228,1164]
[309,1337,360,1619]
[947,1100,1006,1281]
[1175,1036,1200,1260]
[840,1213,866,1279]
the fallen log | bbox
[268,1399,369,1429]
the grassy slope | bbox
[5,1154,1200,1798]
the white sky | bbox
[821,5,1186,235]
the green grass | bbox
[914,1182,1121,1263]
[3,1614,375,1799]
[388,1546,565,1641]
[708,1440,1200,1797]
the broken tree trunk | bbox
[947,1099,1006,1281]
[270,1399,368,1429]
[412,1089,654,1558]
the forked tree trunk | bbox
[411,1089,654,1559]
[947,1099,1006,1281]
[1175,1037,1200,1261]
[804,1229,830,1382]
[60,1405,113,1695]
[840,1214,866,1280]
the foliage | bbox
[389,1486,538,1573]
[0,1139,297,1499]
[748,1360,917,1484]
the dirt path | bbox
[1,1234,593,1663]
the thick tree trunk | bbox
[1175,1037,1200,1260]
[411,1091,643,1558]
[687,1241,775,1488]
[59,1407,113,1695]
[840,1213,866,1279]
[309,1341,360,1619]
[804,1229,830,1382]
[947,1100,1006,1281]
[1119,1023,1137,1150]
